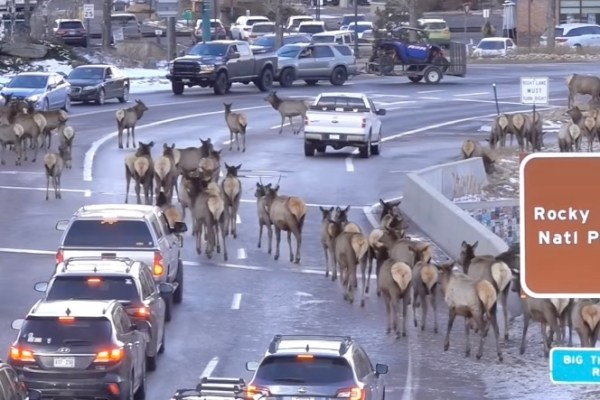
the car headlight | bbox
[200,65,215,71]
[28,94,41,102]
[83,85,98,91]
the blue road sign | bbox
[550,347,600,384]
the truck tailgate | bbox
[305,111,368,135]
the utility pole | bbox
[102,0,112,50]
[546,0,556,50]
[167,16,176,60]
[275,0,283,49]
[353,0,358,56]
[9,0,15,42]
[23,0,31,39]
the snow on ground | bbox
[0,59,172,94]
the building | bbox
[517,0,600,44]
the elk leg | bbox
[412,290,419,328]
[519,311,530,355]
[125,168,132,203]
[443,309,456,352]
[464,317,473,357]
[501,288,510,341]
[293,228,302,264]
[567,310,573,347]
[382,291,392,334]
[195,223,202,255]
[431,288,439,334]
[132,126,137,148]
[229,130,233,150]
[236,133,241,151]
[421,291,429,331]
[286,230,294,262]
[0,142,5,165]
[242,131,246,152]
[323,245,330,277]
[31,136,39,163]
[359,255,368,307]
[45,173,50,201]
[541,322,551,357]
[347,264,356,304]
[365,249,372,292]
[215,220,221,253]
[134,179,142,205]
[273,227,281,260]
[288,116,296,134]
[474,313,489,360]
[257,223,263,248]
[118,128,123,149]
[278,115,284,134]
[401,294,409,337]
[57,174,62,199]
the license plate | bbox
[182,79,191,83]
[69,30,76,34]
[292,397,315,400]
[330,134,340,139]
[53,357,75,368]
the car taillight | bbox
[94,348,124,363]
[245,384,270,398]
[361,118,366,128]
[9,346,35,362]
[127,306,150,319]
[336,387,365,400]
[56,29,66,35]
[55,249,64,265]
[556,37,568,43]
[153,252,164,276]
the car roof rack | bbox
[171,377,247,400]
[269,334,353,355]
[60,257,134,273]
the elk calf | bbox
[44,148,66,200]
[125,141,154,204]
[224,103,248,152]
[412,260,439,334]
[221,163,242,238]
[558,122,581,152]
[116,99,148,149]
[0,118,24,166]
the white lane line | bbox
[270,122,292,130]
[454,98,534,106]
[417,90,444,94]
[83,105,269,182]
[231,293,242,310]
[418,96,442,100]
[345,157,354,172]
[237,248,247,260]
[453,92,489,97]
[199,357,219,379]
[236,214,242,224]
[84,190,92,197]
[0,185,88,194]
[0,170,44,175]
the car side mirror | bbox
[34,281,48,293]
[229,52,241,59]
[172,221,188,234]
[376,108,386,116]
[55,220,68,231]
[27,389,42,400]
[11,319,24,330]
[375,363,388,375]
[246,361,259,371]
[159,282,174,295]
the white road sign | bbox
[521,76,549,105]
[83,4,94,19]
[113,28,124,42]
[483,8,490,19]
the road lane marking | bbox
[454,98,543,106]
[0,170,44,175]
[199,357,219,379]
[345,157,354,172]
[84,190,92,197]
[269,122,293,130]
[236,214,242,224]
[231,293,242,310]
[418,96,442,100]
[417,90,444,94]
[0,185,88,194]
[237,248,247,260]
[453,92,489,97]
[83,105,270,182]
[0,248,54,255]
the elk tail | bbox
[155,157,170,180]
[13,123,24,138]
[461,139,475,159]
[549,299,570,316]
[475,280,498,314]
[490,261,512,292]
[570,123,582,140]
[497,114,509,131]
[420,263,438,295]
[43,153,58,173]
[512,113,525,131]
[350,234,369,262]
[343,223,362,234]
[287,197,307,223]
[62,125,75,141]
[116,109,126,123]
[391,262,412,292]
[33,113,47,132]
[238,113,248,129]
[133,157,150,177]
[581,304,600,330]
[566,74,574,86]
[58,109,69,122]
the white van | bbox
[310,30,354,46]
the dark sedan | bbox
[67,64,130,105]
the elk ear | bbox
[235,164,242,170]
[379,198,386,207]
[461,240,467,248]
[344,205,351,212]
[472,241,479,249]
[163,143,168,149]
[319,206,325,212]
[171,143,175,148]
[256,182,261,188]
[484,138,490,142]
[274,184,280,191]
[328,206,334,212]
[148,141,155,147]
[390,200,401,207]
[224,162,230,169]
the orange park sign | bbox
[520,153,600,298]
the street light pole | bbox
[353,0,358,56]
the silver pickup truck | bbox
[55,204,187,320]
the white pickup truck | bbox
[303,92,386,158]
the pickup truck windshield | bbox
[317,96,368,109]
[187,43,229,56]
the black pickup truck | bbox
[166,40,277,95]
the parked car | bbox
[311,30,354,46]
[248,22,276,43]
[285,15,314,32]
[67,64,130,105]
[339,13,366,30]
[245,335,388,399]
[9,300,148,400]
[344,21,374,39]
[250,33,311,54]
[52,19,87,47]
[111,12,142,40]
[33,257,171,369]
[472,37,517,57]
[230,15,270,40]
[0,362,39,400]
[193,18,227,42]
[0,72,71,111]
[298,21,326,37]
[54,204,187,311]
[540,22,600,48]
[418,18,451,42]
[276,43,357,87]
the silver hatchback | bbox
[276,43,357,87]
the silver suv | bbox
[245,335,388,399]
[55,204,187,308]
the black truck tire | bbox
[172,81,184,95]
[173,259,183,304]
[214,72,228,95]
[279,68,295,87]
[330,67,347,86]
[255,67,274,92]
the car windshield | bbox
[68,67,104,80]
[317,96,367,108]
[478,40,505,50]
[348,24,371,33]
[424,22,446,29]
[247,18,269,26]
[277,44,304,57]
[59,21,83,29]
[253,355,355,385]
[187,42,228,56]
[291,18,313,27]
[18,317,113,346]
[252,24,275,33]
[311,35,335,43]
[62,220,154,248]
[286,35,310,44]
[299,25,324,34]
[6,75,48,89]
[255,36,275,47]
[112,16,136,25]
[46,276,140,302]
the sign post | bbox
[520,76,549,151]
[462,2,471,43]
[83,3,94,49]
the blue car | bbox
[0,72,71,111]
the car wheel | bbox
[134,364,146,400]
[371,132,381,155]
[305,79,318,86]
[158,327,166,354]
[173,259,183,304]
[330,66,347,86]
[95,88,105,105]
[118,86,129,103]
[62,96,71,112]
[213,72,228,95]
[279,68,295,87]
[316,145,326,153]
[304,142,315,156]
[424,66,442,84]
[408,76,423,83]
[172,81,184,95]
[255,68,274,92]
[359,139,371,158]
[146,352,157,372]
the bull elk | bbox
[124,141,154,204]
[116,99,148,149]
[221,163,242,238]
[224,103,248,152]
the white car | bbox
[248,22,276,43]
[540,23,600,48]
[472,37,517,57]
[345,21,374,39]
[303,92,385,158]
[230,15,270,40]
[298,21,326,37]
[285,15,314,32]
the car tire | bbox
[146,352,157,372]
[424,66,442,84]
[62,96,71,112]
[172,81,184,95]
[316,145,326,153]
[42,98,49,111]
[255,68,274,92]
[330,66,347,86]
[173,259,183,304]
[305,79,318,86]
[359,139,371,159]
[279,68,295,87]
[158,327,166,354]
[213,72,228,95]
[118,86,129,103]
[95,88,105,105]
[371,132,381,155]
[408,76,423,83]
[134,364,146,400]
[164,293,173,322]
[304,141,315,156]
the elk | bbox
[367,214,406,296]
[198,150,221,183]
[567,74,600,109]
[558,122,581,152]
[205,181,228,261]
[58,125,75,169]
[124,141,154,205]
[116,99,148,149]
[221,163,242,238]
[377,254,412,339]
[223,103,247,152]
[154,143,178,202]
[156,190,183,230]
[412,260,439,334]
[438,262,503,362]
[582,112,598,152]
[460,139,496,174]
[262,179,306,264]
[487,113,513,149]
[510,113,530,152]
[5,100,46,162]
[44,147,66,200]
[176,138,213,176]
[375,227,433,269]
[459,241,514,341]
[320,206,335,279]
[255,182,273,254]
[0,117,24,166]
[25,102,68,149]
[571,299,600,348]
[264,91,308,134]
[334,205,363,234]
[522,111,544,152]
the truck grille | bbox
[173,61,201,75]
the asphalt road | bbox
[0,63,597,400]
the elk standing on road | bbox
[221,163,242,238]
[116,99,148,149]
[125,141,154,204]
[567,73,600,109]
[25,102,68,149]
[264,91,308,135]
[44,147,66,200]
[378,252,412,339]
[320,206,335,279]
[224,103,248,152]
[412,260,439,334]
[0,116,24,166]
[154,143,178,202]
[6,100,46,162]
[58,125,75,169]
[255,182,273,254]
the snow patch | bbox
[478,119,562,133]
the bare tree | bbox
[546,0,556,50]
[102,0,112,50]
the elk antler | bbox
[259,176,264,186]
[276,174,282,186]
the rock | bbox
[0,43,48,59]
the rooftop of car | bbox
[312,30,350,36]
[73,204,156,218]
[55,258,142,275]
[556,22,600,28]
[318,92,367,99]
[299,21,325,25]
[28,299,118,318]
[14,72,54,77]
[73,64,114,69]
